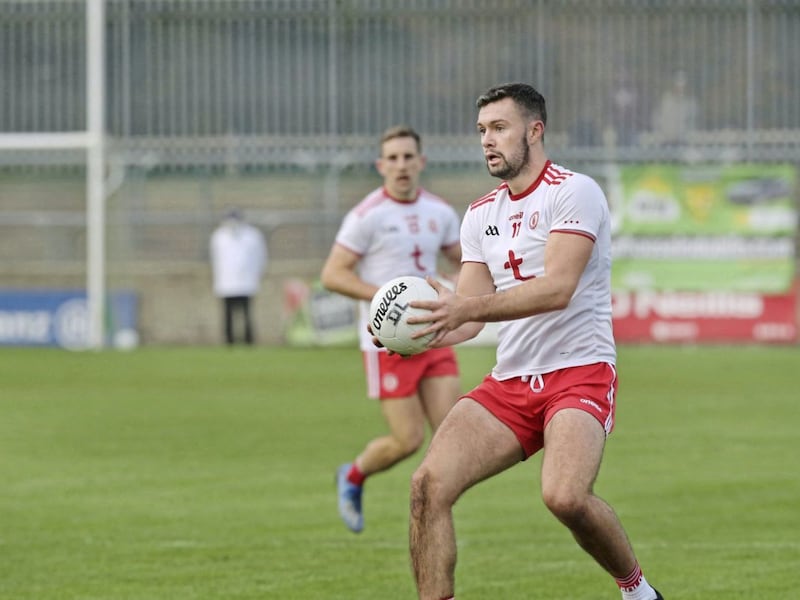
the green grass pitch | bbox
[1,344,799,599]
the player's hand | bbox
[407,276,464,345]
[367,322,404,356]
[366,322,384,349]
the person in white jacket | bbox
[210,207,267,345]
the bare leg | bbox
[541,408,637,578]
[418,374,460,430]
[356,395,427,475]
[410,399,522,600]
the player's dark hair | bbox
[379,124,422,154]
[476,83,547,127]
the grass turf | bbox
[1,344,798,599]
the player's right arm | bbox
[320,243,380,302]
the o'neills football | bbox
[369,276,437,355]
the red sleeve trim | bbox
[550,229,596,242]
[469,182,506,211]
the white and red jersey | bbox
[335,186,461,350]
[461,161,616,378]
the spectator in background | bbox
[210,207,268,345]
[569,106,601,147]
[651,69,699,145]
[610,68,642,146]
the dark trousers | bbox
[222,295,255,345]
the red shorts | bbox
[362,347,459,400]
[464,362,618,459]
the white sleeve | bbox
[335,209,371,255]
[459,207,484,263]
[550,174,607,241]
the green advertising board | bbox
[611,164,797,292]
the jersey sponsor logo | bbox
[504,249,535,281]
[485,225,500,236]
[405,214,420,234]
[411,244,427,271]
[529,211,540,230]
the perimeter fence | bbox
[1,0,798,344]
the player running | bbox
[320,125,462,534]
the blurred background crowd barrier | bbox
[0,0,797,347]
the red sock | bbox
[347,463,366,486]
[616,562,643,592]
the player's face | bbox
[477,97,535,181]
[376,136,425,200]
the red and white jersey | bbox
[335,186,461,350]
[461,161,616,378]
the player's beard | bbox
[487,135,530,180]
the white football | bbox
[369,276,438,355]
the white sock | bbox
[621,576,657,600]
[617,562,658,600]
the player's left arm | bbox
[512,230,594,315]
[418,233,593,337]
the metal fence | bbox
[2,0,799,167]
[1,0,798,344]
